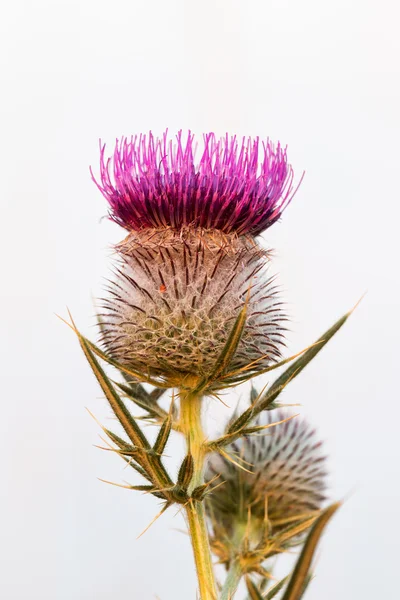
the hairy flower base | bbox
[206,412,327,534]
[98,228,286,382]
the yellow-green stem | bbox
[180,390,217,600]
[220,521,247,599]
[220,558,242,600]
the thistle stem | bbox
[219,521,247,599]
[220,558,242,600]
[180,390,217,600]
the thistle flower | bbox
[206,412,327,533]
[92,131,300,236]
[99,228,285,384]
[76,130,343,600]
[93,131,300,386]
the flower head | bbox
[206,411,327,532]
[99,228,285,386]
[92,131,300,236]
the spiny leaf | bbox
[80,336,150,449]
[149,388,166,402]
[245,576,264,600]
[207,405,255,450]
[274,514,318,546]
[116,382,169,420]
[219,345,318,388]
[196,304,247,391]
[153,413,172,455]
[241,414,298,436]
[177,454,194,488]
[226,408,254,435]
[85,334,168,388]
[257,310,353,413]
[263,576,289,599]
[123,484,158,492]
[99,428,154,482]
[281,503,340,600]
[298,573,313,600]
[191,483,210,501]
[191,473,222,501]
[250,385,259,404]
[76,330,173,491]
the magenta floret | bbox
[91,130,301,236]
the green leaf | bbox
[250,385,259,404]
[298,573,313,599]
[149,388,166,402]
[281,503,340,600]
[219,347,318,388]
[256,309,353,414]
[177,454,194,489]
[85,334,169,389]
[191,482,210,501]
[264,576,289,599]
[124,484,158,492]
[214,308,353,434]
[207,405,255,450]
[153,413,172,455]
[102,429,152,480]
[76,329,174,491]
[80,336,151,449]
[226,408,254,435]
[116,381,168,421]
[196,304,248,391]
[246,577,264,600]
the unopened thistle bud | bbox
[206,412,327,534]
[93,132,301,385]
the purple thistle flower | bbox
[91,130,302,236]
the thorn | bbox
[86,407,102,426]
[55,311,77,333]
[137,503,170,539]
[209,391,230,408]
[97,478,136,490]
[349,291,367,314]
[217,448,253,474]
[250,382,270,408]
[170,528,189,536]
[244,413,299,436]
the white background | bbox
[1,1,399,598]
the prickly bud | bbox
[99,228,285,386]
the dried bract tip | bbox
[206,411,327,534]
[98,228,286,386]
[92,130,300,236]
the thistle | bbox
[94,131,297,389]
[99,228,285,387]
[206,411,327,528]
[205,410,327,591]
[68,130,353,600]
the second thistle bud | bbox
[205,411,327,551]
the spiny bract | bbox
[99,228,286,383]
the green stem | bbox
[180,390,217,600]
[220,558,243,600]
